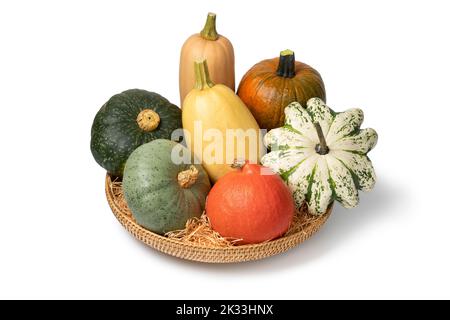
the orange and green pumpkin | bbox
[237,49,326,130]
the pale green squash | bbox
[123,139,211,234]
[261,98,378,215]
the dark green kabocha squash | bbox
[90,89,182,176]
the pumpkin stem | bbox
[178,165,199,188]
[276,49,296,78]
[136,109,160,132]
[200,12,219,41]
[314,122,329,155]
[194,59,215,90]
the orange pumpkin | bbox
[237,49,326,130]
[206,162,295,244]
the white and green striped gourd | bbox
[261,98,378,215]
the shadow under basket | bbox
[105,174,332,263]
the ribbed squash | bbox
[261,98,378,215]
[179,13,235,105]
[182,59,261,182]
[237,49,326,130]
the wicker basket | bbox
[105,174,331,263]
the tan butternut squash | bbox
[179,13,235,106]
[182,59,261,183]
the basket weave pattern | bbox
[105,174,331,263]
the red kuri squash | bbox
[206,162,295,244]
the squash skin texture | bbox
[123,139,211,234]
[206,163,294,244]
[237,55,326,130]
[90,89,182,176]
[261,98,378,215]
[182,83,261,183]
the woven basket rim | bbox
[105,174,332,262]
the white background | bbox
[0,0,449,299]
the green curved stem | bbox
[200,13,218,41]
